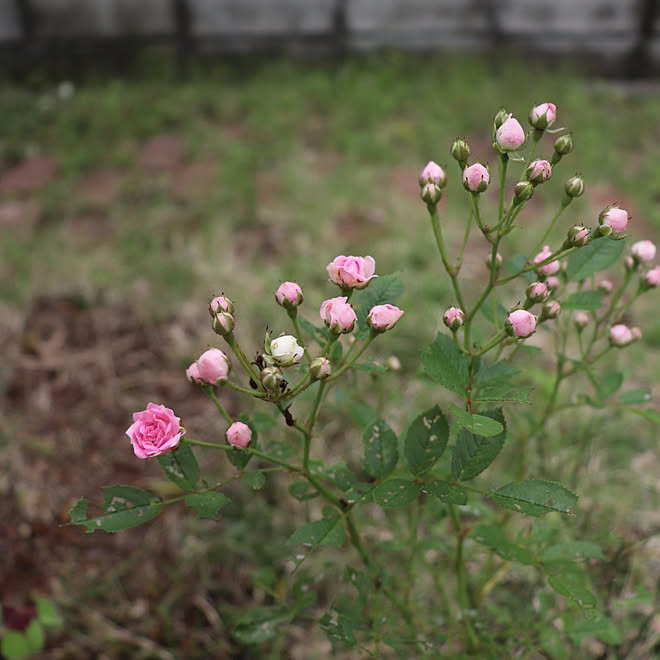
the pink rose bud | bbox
[385,356,401,371]
[269,335,304,367]
[533,245,560,276]
[540,300,561,321]
[624,255,635,271]
[226,421,252,448]
[632,327,642,342]
[443,306,465,331]
[261,366,284,391]
[574,312,589,330]
[186,361,202,384]
[327,255,377,290]
[599,206,629,233]
[564,175,585,198]
[609,324,634,348]
[463,163,490,193]
[419,161,447,188]
[495,115,526,151]
[310,356,332,381]
[546,276,561,291]
[567,225,590,248]
[642,266,660,289]
[526,159,552,185]
[320,296,358,334]
[213,311,235,336]
[367,304,404,333]
[514,181,535,203]
[197,348,231,385]
[126,402,184,459]
[598,279,614,294]
[420,182,442,205]
[209,295,234,316]
[529,102,557,130]
[505,310,537,339]
[275,281,304,309]
[526,281,549,303]
[450,138,471,165]
[631,240,656,263]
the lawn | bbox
[2,51,660,657]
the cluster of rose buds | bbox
[125,255,403,459]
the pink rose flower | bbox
[419,161,446,188]
[610,324,634,348]
[540,300,561,321]
[197,348,231,385]
[310,356,332,381]
[226,421,252,449]
[126,403,183,459]
[533,245,560,276]
[367,304,404,333]
[599,206,629,233]
[462,163,490,193]
[631,240,656,263]
[545,276,560,290]
[643,266,660,288]
[212,312,235,337]
[526,159,552,184]
[275,281,304,309]
[526,281,549,303]
[443,306,465,331]
[529,102,557,129]
[320,296,357,334]
[506,310,537,338]
[327,255,377,290]
[495,115,525,151]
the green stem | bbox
[528,197,572,261]
[288,309,312,363]
[225,333,262,388]
[455,209,473,273]
[472,329,507,358]
[468,192,494,243]
[225,380,266,398]
[498,153,508,224]
[326,334,376,382]
[203,387,233,424]
[497,246,578,285]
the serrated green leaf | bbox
[404,405,449,475]
[422,479,467,504]
[567,237,625,281]
[68,485,163,533]
[471,525,535,565]
[363,419,398,480]
[35,597,62,629]
[157,443,199,491]
[24,620,44,653]
[452,408,506,480]
[540,541,605,563]
[422,333,469,399]
[373,479,420,508]
[595,371,623,400]
[287,516,345,549]
[473,359,532,404]
[298,316,328,346]
[449,403,504,437]
[538,624,570,660]
[243,471,266,491]
[548,564,596,607]
[325,463,363,493]
[493,479,578,516]
[233,606,292,644]
[618,389,652,405]
[184,491,230,520]
[566,612,621,644]
[289,480,319,501]
[252,567,277,591]
[615,589,653,610]
[1,632,31,660]
[561,291,605,310]
[623,407,660,424]
[352,273,405,338]
[350,359,388,373]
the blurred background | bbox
[2,1,660,658]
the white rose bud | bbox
[269,335,304,367]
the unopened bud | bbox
[450,138,471,167]
[540,300,561,321]
[567,225,590,247]
[574,312,589,331]
[213,312,235,336]
[599,205,629,233]
[385,356,401,371]
[261,366,284,391]
[443,306,465,331]
[421,182,442,205]
[486,251,503,273]
[463,163,490,193]
[529,102,557,130]
[624,255,635,271]
[209,295,234,317]
[551,133,574,165]
[564,175,585,198]
[526,159,552,185]
[641,266,660,289]
[598,280,613,294]
[609,324,634,348]
[419,161,447,188]
[631,240,657,263]
[505,310,537,339]
[275,282,304,309]
[526,281,549,304]
[546,276,561,291]
[514,181,535,203]
[309,357,332,381]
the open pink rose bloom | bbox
[126,402,183,459]
[327,255,377,289]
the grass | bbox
[2,51,660,657]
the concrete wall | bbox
[1,0,658,66]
